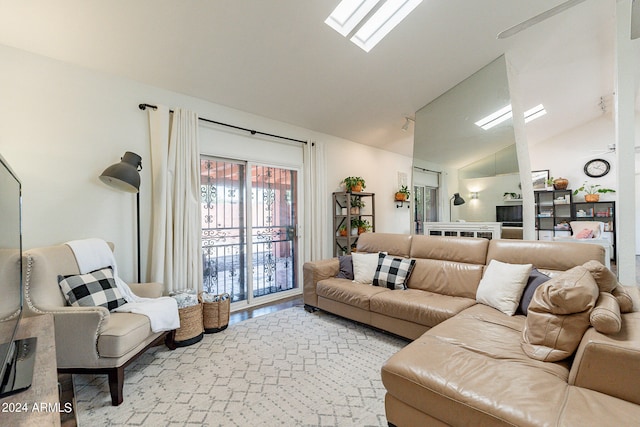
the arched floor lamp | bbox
[449,193,465,221]
[99,151,142,283]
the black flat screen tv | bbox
[0,153,36,398]
[496,205,523,227]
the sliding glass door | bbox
[414,185,438,234]
[200,157,299,304]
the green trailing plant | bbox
[351,218,372,234]
[342,176,366,192]
[350,197,365,208]
[395,185,410,200]
[573,183,616,195]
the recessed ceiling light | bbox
[325,0,423,52]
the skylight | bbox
[475,104,547,130]
[324,0,379,37]
[325,0,423,52]
[474,105,513,130]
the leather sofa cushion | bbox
[487,239,605,272]
[382,305,571,426]
[590,292,622,334]
[98,312,153,358]
[522,266,599,362]
[316,278,389,311]
[356,232,412,257]
[410,235,488,265]
[570,311,640,405]
[407,259,484,299]
[370,289,475,327]
[583,260,618,292]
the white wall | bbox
[0,44,413,281]
[529,114,640,256]
[529,116,618,201]
[458,174,521,222]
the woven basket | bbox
[199,293,230,333]
[174,303,204,347]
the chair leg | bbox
[108,367,125,406]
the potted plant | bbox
[338,224,348,237]
[342,176,366,192]
[545,177,555,191]
[350,197,365,214]
[395,185,410,201]
[573,182,616,202]
[352,218,372,235]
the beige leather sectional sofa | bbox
[303,233,640,426]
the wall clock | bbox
[584,158,610,178]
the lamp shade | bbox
[452,193,465,206]
[99,152,142,193]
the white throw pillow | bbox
[476,259,532,316]
[352,252,381,284]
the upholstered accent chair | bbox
[22,243,174,405]
[554,221,612,267]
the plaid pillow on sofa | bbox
[373,253,415,290]
[58,267,126,311]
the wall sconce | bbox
[470,192,479,200]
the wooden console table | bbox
[0,314,60,426]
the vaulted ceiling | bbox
[0,0,637,162]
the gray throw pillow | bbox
[518,268,551,315]
[336,255,354,280]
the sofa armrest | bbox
[569,312,640,405]
[129,282,164,298]
[303,258,339,307]
[35,305,110,368]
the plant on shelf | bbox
[338,224,348,237]
[352,218,372,235]
[350,197,365,214]
[573,182,615,202]
[342,176,366,192]
[395,185,410,201]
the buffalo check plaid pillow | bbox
[372,253,416,290]
[58,267,126,311]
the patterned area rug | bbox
[75,306,408,426]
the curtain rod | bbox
[413,166,441,174]
[138,103,307,145]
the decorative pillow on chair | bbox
[373,253,416,290]
[58,267,126,311]
[574,228,593,239]
[570,221,602,239]
[476,260,532,316]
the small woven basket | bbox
[174,303,204,347]
[199,293,230,333]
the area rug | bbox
[75,305,408,426]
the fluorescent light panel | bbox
[325,0,423,52]
[475,104,547,130]
[325,0,379,37]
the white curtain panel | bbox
[147,107,202,293]
[303,140,329,261]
